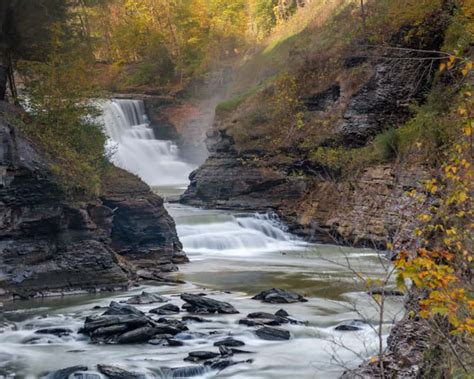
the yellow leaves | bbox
[461,61,473,76]
[463,124,472,137]
[370,357,377,364]
[439,62,446,72]
[419,214,432,222]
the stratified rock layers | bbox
[0,104,185,299]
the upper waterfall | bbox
[101,99,195,187]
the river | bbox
[0,99,403,378]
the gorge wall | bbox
[0,102,185,300]
[180,4,452,248]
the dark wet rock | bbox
[136,269,186,284]
[275,309,289,317]
[149,324,183,335]
[97,364,145,379]
[126,291,169,305]
[116,326,160,344]
[184,351,220,362]
[47,365,88,379]
[81,314,149,334]
[213,337,245,347]
[103,301,144,317]
[335,320,366,332]
[219,345,233,357]
[155,318,188,331]
[0,109,185,299]
[206,359,253,371]
[303,84,340,112]
[91,324,129,339]
[180,293,238,314]
[182,315,210,323]
[231,348,254,354]
[252,288,307,304]
[255,327,291,341]
[239,319,264,327]
[35,327,73,337]
[167,338,184,347]
[247,312,289,324]
[102,166,187,270]
[150,303,180,315]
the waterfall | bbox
[101,99,195,187]
[175,210,305,255]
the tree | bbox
[0,0,69,102]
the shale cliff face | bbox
[0,103,185,300]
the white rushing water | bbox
[101,99,195,187]
[175,208,306,256]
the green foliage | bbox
[372,128,400,161]
[310,146,374,179]
[216,87,259,112]
[18,27,107,199]
[249,0,278,39]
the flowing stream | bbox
[0,100,403,378]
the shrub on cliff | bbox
[18,27,108,199]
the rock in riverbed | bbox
[97,364,145,379]
[46,365,88,379]
[103,301,144,317]
[184,351,220,362]
[180,293,239,314]
[35,328,73,337]
[252,288,307,304]
[126,291,169,304]
[255,326,291,341]
[150,303,180,315]
[213,337,245,347]
[334,320,366,331]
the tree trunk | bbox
[0,62,7,101]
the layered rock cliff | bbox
[0,102,185,300]
[180,5,451,248]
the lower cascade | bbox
[101,99,195,187]
[175,209,304,255]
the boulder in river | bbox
[213,337,245,347]
[184,351,220,362]
[255,326,291,340]
[252,288,307,303]
[97,364,146,379]
[103,301,144,317]
[150,303,180,315]
[46,365,88,379]
[334,320,367,332]
[182,315,210,323]
[275,309,290,317]
[247,312,289,324]
[116,326,160,344]
[126,291,169,305]
[35,327,73,337]
[180,293,239,314]
[81,314,150,335]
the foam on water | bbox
[176,211,306,256]
[101,99,195,187]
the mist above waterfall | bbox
[101,99,195,187]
